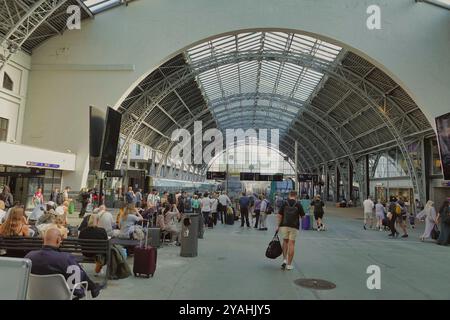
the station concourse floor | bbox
[68,206,450,300]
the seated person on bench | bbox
[79,214,108,274]
[37,214,68,239]
[0,207,31,237]
[156,203,181,246]
[25,228,103,299]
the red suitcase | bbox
[133,222,157,278]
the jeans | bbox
[202,211,211,226]
[240,207,250,227]
[211,212,218,225]
[260,212,267,229]
[254,209,261,228]
[220,205,227,223]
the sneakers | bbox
[286,265,294,270]
[401,234,408,238]
[281,260,287,269]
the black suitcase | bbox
[226,214,234,225]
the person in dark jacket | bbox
[311,195,325,231]
[79,188,90,219]
[79,214,108,273]
[387,196,399,238]
[25,228,103,299]
[437,200,450,246]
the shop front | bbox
[0,165,62,209]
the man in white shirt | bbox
[96,205,114,237]
[147,189,160,214]
[218,192,231,224]
[363,196,375,230]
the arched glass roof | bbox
[186,32,341,133]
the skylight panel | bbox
[83,0,121,14]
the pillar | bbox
[348,160,353,201]
[335,164,340,202]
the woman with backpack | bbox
[417,200,438,242]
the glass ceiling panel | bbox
[187,31,341,135]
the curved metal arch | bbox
[214,101,349,159]
[119,46,422,201]
[211,94,364,191]
[210,92,362,150]
[155,108,324,178]
[0,0,69,72]
[204,141,305,174]
[214,104,344,163]
[193,112,333,172]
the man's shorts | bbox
[279,227,298,241]
[314,212,324,220]
[364,211,374,220]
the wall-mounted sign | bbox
[26,161,60,169]
[206,171,227,180]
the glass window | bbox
[2,72,13,91]
[136,144,141,156]
[431,138,442,175]
[0,118,8,141]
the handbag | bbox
[431,225,440,240]
[265,231,283,259]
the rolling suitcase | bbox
[226,213,234,225]
[133,222,157,278]
[147,227,161,248]
[301,215,311,230]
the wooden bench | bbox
[0,237,111,287]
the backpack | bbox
[282,201,300,228]
[109,245,131,280]
[126,192,134,204]
[56,192,64,205]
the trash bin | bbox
[180,214,199,257]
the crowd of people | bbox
[1,182,449,298]
[362,195,450,244]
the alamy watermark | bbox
[366,265,381,290]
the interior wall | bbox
[23,0,450,189]
[0,51,31,144]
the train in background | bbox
[149,177,219,194]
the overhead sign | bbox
[240,172,283,181]
[206,171,227,180]
[26,161,60,169]
[298,173,318,182]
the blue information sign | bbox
[26,161,60,169]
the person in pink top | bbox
[33,187,44,207]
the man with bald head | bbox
[25,228,103,299]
